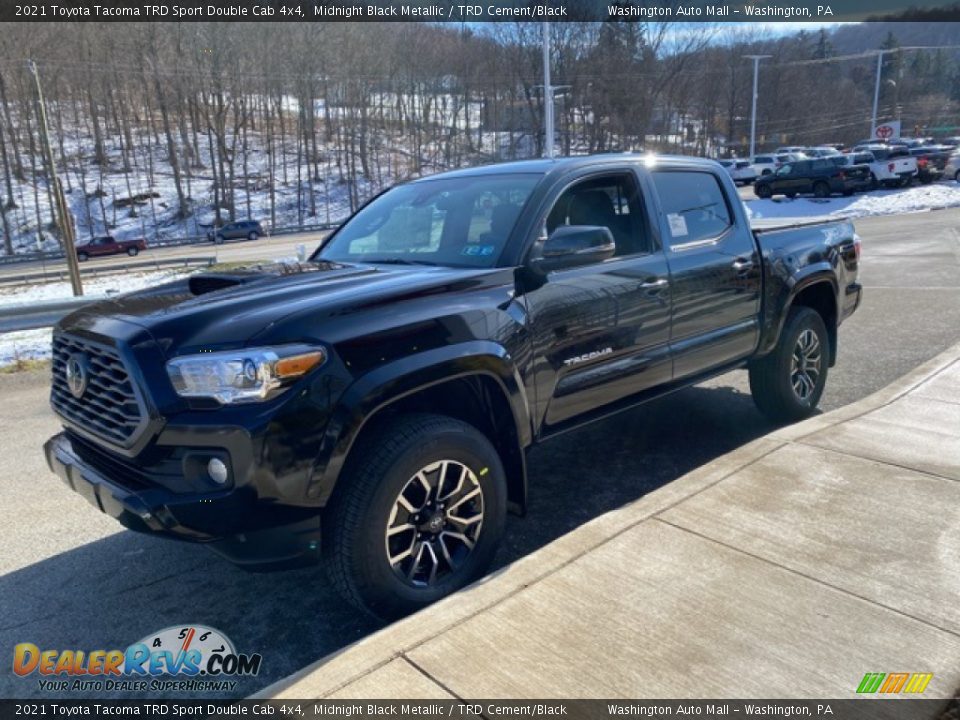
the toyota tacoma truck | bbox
[44,155,862,618]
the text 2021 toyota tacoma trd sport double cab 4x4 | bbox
[45,155,862,618]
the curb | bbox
[255,339,960,700]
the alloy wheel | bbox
[790,329,822,401]
[385,460,484,588]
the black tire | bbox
[954,170,960,183]
[214,234,225,245]
[755,184,772,199]
[77,252,88,262]
[813,181,830,198]
[247,231,258,241]
[324,413,507,620]
[127,246,139,256]
[749,306,830,424]
[869,173,879,191]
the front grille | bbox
[51,334,145,446]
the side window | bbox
[651,171,732,247]
[546,173,649,257]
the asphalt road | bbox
[1,208,958,699]
[0,231,334,281]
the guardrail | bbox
[0,256,216,287]
[0,221,340,268]
[0,296,94,332]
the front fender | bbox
[303,341,530,505]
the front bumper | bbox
[44,432,323,569]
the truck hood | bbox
[60,260,508,355]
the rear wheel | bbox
[813,181,830,198]
[324,413,507,620]
[869,173,879,191]
[749,306,830,423]
[126,247,139,257]
[77,252,88,262]
[755,184,772,199]
[214,234,225,245]
[247,231,259,241]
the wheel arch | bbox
[309,345,532,516]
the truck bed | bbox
[750,216,847,234]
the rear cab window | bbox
[651,171,733,247]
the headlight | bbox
[166,345,326,404]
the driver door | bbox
[522,169,672,435]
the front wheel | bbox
[77,252,88,262]
[755,184,772,199]
[749,306,830,423]
[127,247,139,257]
[813,181,830,198]
[324,413,507,620]
[247,231,259,241]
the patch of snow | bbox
[746,181,960,221]
[0,269,189,308]
[0,328,52,366]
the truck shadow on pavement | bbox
[0,377,781,699]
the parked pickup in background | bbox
[909,145,950,184]
[76,236,147,262]
[754,157,871,198]
[44,155,862,619]
[851,144,918,187]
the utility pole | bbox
[542,21,554,159]
[871,50,885,139]
[29,59,83,296]
[745,55,771,162]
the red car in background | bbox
[76,236,147,261]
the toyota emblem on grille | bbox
[65,353,90,399]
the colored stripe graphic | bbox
[856,672,933,694]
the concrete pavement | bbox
[262,342,960,701]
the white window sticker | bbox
[667,213,688,237]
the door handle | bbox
[732,258,755,274]
[640,278,669,289]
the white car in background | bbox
[804,146,843,158]
[851,144,919,187]
[718,159,758,185]
[752,152,805,177]
[775,145,807,155]
[943,150,960,181]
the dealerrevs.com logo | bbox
[13,625,262,693]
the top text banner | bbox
[3,0,960,22]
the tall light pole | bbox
[542,21,554,159]
[745,55,771,162]
[871,50,885,139]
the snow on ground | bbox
[0,328,52,367]
[0,269,189,368]
[746,181,960,221]
[0,269,189,308]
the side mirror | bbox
[530,225,616,274]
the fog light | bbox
[207,458,229,485]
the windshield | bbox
[316,173,541,268]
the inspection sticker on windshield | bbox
[667,213,688,237]
[462,244,495,257]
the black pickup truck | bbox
[44,156,862,618]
